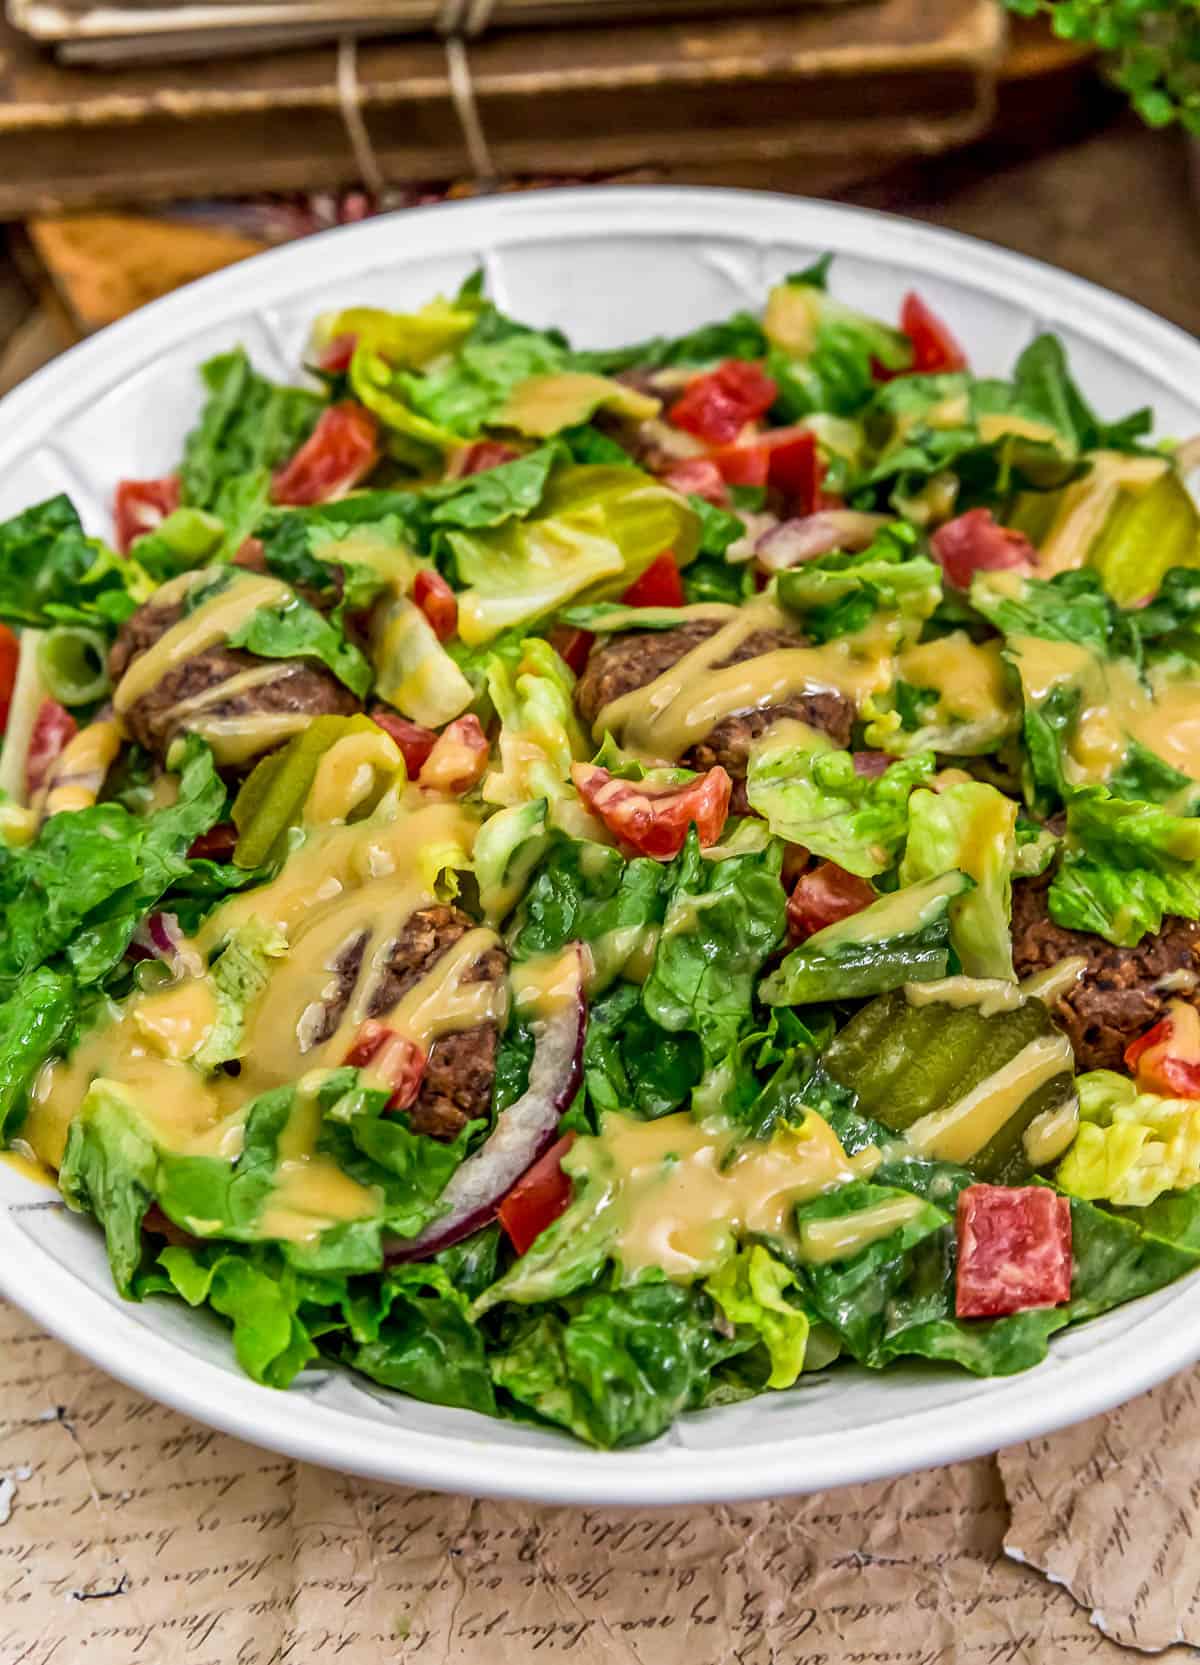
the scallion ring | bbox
[38,625,111,706]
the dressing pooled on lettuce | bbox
[2,264,1200,1448]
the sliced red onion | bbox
[756,511,888,572]
[386,944,588,1263]
[852,750,891,779]
[726,511,779,564]
[130,911,204,978]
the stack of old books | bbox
[0,0,1007,212]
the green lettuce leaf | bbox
[345,1260,495,1414]
[444,463,700,646]
[482,636,588,807]
[583,980,702,1121]
[1048,787,1200,945]
[0,734,224,991]
[213,573,373,699]
[746,726,934,877]
[0,966,77,1142]
[0,495,150,633]
[900,782,1018,979]
[181,348,324,550]
[642,829,787,1070]
[508,831,670,983]
[488,1280,753,1448]
[775,524,942,647]
[704,1245,809,1389]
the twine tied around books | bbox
[336,18,497,195]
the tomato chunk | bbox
[499,1133,576,1256]
[787,861,875,941]
[710,427,824,515]
[956,1184,1072,1318]
[0,622,18,733]
[413,568,458,642]
[114,475,181,553]
[457,440,520,477]
[271,401,379,506]
[343,1019,426,1111]
[547,625,594,677]
[418,715,490,795]
[710,441,770,489]
[1125,1005,1200,1099]
[572,761,731,860]
[317,332,358,374]
[26,699,77,798]
[369,707,438,776]
[661,458,730,507]
[621,552,685,609]
[901,292,968,375]
[930,508,1036,589]
[668,360,778,445]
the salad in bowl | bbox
[2,255,1200,1452]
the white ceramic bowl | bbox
[3,187,1199,1506]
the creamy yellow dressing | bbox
[904,976,1027,1017]
[799,1195,927,1264]
[903,1033,1074,1164]
[575,1110,879,1280]
[511,946,584,1022]
[896,633,1016,730]
[1008,634,1200,786]
[1022,1098,1081,1168]
[41,718,125,816]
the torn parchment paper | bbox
[0,1293,1194,1665]
[1001,1369,1200,1656]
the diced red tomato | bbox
[26,699,77,798]
[711,441,770,489]
[418,714,490,795]
[457,440,520,477]
[571,761,732,860]
[956,1184,1072,1319]
[668,360,778,446]
[0,623,18,733]
[317,332,358,374]
[930,508,1036,590]
[187,823,238,862]
[498,1133,576,1257]
[621,552,685,610]
[661,458,730,507]
[271,401,379,507]
[710,427,824,517]
[369,707,439,776]
[787,861,875,942]
[343,1019,426,1111]
[547,625,594,677]
[114,475,181,553]
[1124,1006,1200,1099]
[412,568,458,642]
[900,292,968,375]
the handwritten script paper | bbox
[1,1295,1195,1665]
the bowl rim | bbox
[3,183,1200,1506]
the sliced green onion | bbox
[38,625,111,706]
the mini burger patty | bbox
[316,904,507,1142]
[574,619,855,773]
[109,592,358,762]
[1011,873,1200,1072]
